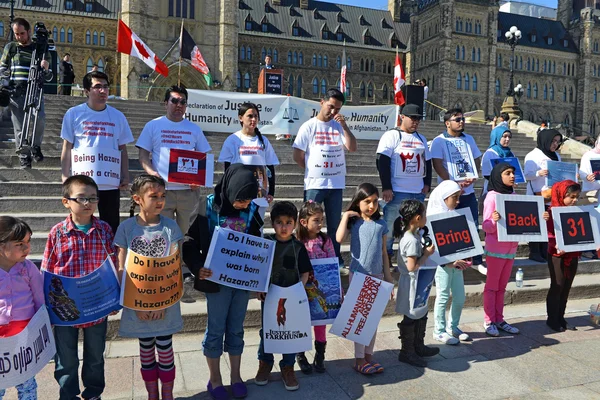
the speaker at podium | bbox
[258,67,284,95]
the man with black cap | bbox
[376,103,432,263]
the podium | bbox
[258,68,284,95]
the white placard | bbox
[496,194,548,242]
[71,147,121,190]
[204,227,275,292]
[329,273,393,346]
[394,148,426,178]
[426,208,484,265]
[0,307,56,390]
[552,205,600,253]
[442,138,478,181]
[262,282,312,354]
[306,144,346,179]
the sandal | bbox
[369,362,384,374]
[353,361,377,375]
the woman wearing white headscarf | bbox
[428,181,473,345]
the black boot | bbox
[397,322,427,367]
[313,340,326,373]
[296,352,313,374]
[414,316,440,357]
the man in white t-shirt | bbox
[60,71,133,234]
[431,108,485,272]
[292,88,357,270]
[137,85,211,238]
[377,103,432,260]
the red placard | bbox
[159,148,214,186]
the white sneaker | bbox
[484,323,499,337]
[448,327,471,342]
[471,264,487,275]
[497,321,520,334]
[433,332,459,345]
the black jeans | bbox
[98,189,121,234]
[546,255,578,327]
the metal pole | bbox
[508,42,515,96]
[8,0,15,41]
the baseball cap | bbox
[401,103,422,117]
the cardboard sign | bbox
[552,205,600,252]
[496,194,548,242]
[490,157,526,184]
[306,257,343,326]
[426,208,484,265]
[204,227,275,292]
[44,257,121,326]
[263,282,312,354]
[589,157,600,181]
[546,160,578,188]
[394,148,426,178]
[71,147,121,190]
[306,144,346,179]
[120,249,183,311]
[0,307,56,390]
[443,138,478,181]
[329,273,393,346]
[157,148,214,186]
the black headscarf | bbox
[536,129,562,161]
[488,162,515,194]
[213,164,259,216]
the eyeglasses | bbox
[169,98,187,106]
[450,117,466,122]
[65,197,99,205]
[90,85,109,91]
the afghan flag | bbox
[117,20,169,77]
[180,24,213,87]
[339,43,347,95]
[393,48,406,106]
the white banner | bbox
[204,227,275,292]
[185,90,396,140]
[71,147,121,190]
[0,307,56,389]
[263,282,312,354]
[329,273,393,346]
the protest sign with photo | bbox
[44,257,121,326]
[552,205,600,252]
[490,157,526,184]
[71,147,121,190]
[120,249,182,311]
[394,148,426,178]
[204,227,275,292]
[442,138,478,181]
[546,160,578,188]
[263,282,312,354]
[496,194,548,242]
[329,273,393,346]
[157,148,214,186]
[426,208,484,265]
[307,257,343,326]
[0,307,56,390]
[409,267,437,316]
[589,157,600,181]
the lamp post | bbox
[8,0,15,41]
[505,26,522,96]
[514,84,524,101]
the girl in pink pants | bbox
[482,163,520,337]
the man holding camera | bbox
[0,18,52,169]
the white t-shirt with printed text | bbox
[218,130,280,167]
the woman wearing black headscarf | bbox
[524,129,563,262]
[183,163,262,399]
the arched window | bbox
[67,28,73,43]
[533,83,538,99]
[527,82,531,98]
[563,87,567,101]
[247,46,252,60]
[550,84,554,100]
[288,75,294,96]
[370,60,374,72]
[86,57,94,71]
[346,80,352,99]
[273,49,278,63]
[323,55,328,68]
[293,51,298,64]
[244,73,251,89]
[312,78,319,95]
[464,73,470,90]
[461,46,465,60]
[595,89,598,103]
[360,58,364,71]
[569,87,574,102]
[519,56,523,70]
[473,74,477,91]
[477,48,481,62]
[367,82,373,99]
[360,82,366,98]
[543,84,548,100]
[85,30,91,45]
[317,55,322,67]
[527,57,531,71]
[240,46,246,60]
[591,117,597,137]
[52,26,58,41]
[236,71,241,89]
[553,61,556,74]
[497,54,502,67]
[495,78,501,95]
[455,45,460,60]
[337,56,341,69]
[347,57,351,70]
[382,84,388,101]
[261,48,267,60]
[457,73,462,90]
[321,78,327,95]
[296,76,303,97]
[93,30,98,45]
[288,51,292,64]
[100,32,105,46]
[60,27,65,43]
[471,47,475,61]
[97,59,104,72]
[299,52,303,65]
[312,54,317,66]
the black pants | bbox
[546,255,578,327]
[98,189,120,234]
[60,83,72,96]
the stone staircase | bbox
[0,94,595,291]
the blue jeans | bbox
[304,189,343,265]
[257,303,295,367]
[203,286,250,358]
[382,191,425,256]
[456,192,483,264]
[0,377,37,399]
[54,320,107,400]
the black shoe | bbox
[296,352,312,374]
[32,145,43,162]
[414,316,440,357]
[313,341,326,373]
[546,321,565,332]
[398,350,427,367]
[19,156,32,169]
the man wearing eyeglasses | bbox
[376,103,432,262]
[431,108,485,274]
[60,70,134,234]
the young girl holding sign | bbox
[429,181,473,345]
[394,200,437,367]
[482,163,520,337]
[336,183,393,375]
[0,217,43,400]
[115,175,184,400]
[296,200,337,374]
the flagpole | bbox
[178,19,184,87]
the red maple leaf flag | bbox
[393,51,406,106]
[117,20,169,77]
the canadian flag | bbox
[393,52,405,106]
[117,20,169,77]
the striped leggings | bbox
[139,335,174,375]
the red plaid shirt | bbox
[42,215,118,328]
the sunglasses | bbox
[169,98,187,106]
[450,117,466,122]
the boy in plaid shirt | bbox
[42,175,118,400]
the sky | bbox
[331,0,557,10]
